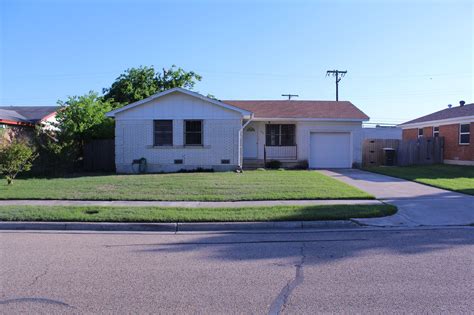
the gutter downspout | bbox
[238,114,254,170]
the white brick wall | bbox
[115,119,241,173]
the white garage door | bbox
[309,133,351,168]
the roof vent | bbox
[459,100,465,107]
[448,104,452,108]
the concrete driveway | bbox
[319,169,474,227]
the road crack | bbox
[29,264,49,287]
[268,243,306,315]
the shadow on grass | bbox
[0,204,396,222]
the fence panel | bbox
[362,139,399,167]
[362,137,444,167]
[83,139,115,172]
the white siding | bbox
[115,92,242,120]
[245,120,363,166]
[114,92,242,173]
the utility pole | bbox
[281,94,299,100]
[326,70,347,101]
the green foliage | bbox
[57,91,115,142]
[33,91,115,173]
[0,141,37,184]
[156,65,202,91]
[103,65,202,106]
[0,204,397,222]
[33,125,75,175]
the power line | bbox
[326,70,347,101]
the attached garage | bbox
[309,132,352,168]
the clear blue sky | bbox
[1,0,472,124]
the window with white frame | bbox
[433,126,439,138]
[417,128,424,138]
[459,123,470,145]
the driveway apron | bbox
[318,169,474,227]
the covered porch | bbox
[242,121,299,168]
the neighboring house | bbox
[399,102,473,165]
[0,106,58,145]
[0,106,58,129]
[106,87,369,173]
[363,126,402,140]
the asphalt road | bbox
[1,228,473,314]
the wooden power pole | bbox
[326,70,347,101]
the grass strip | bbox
[0,204,396,222]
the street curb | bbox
[177,220,358,231]
[0,220,359,232]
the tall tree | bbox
[103,65,202,107]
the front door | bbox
[243,127,258,158]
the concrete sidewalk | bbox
[0,199,381,208]
[319,169,474,227]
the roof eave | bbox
[251,117,369,122]
[398,115,474,129]
[0,119,34,127]
[106,87,252,117]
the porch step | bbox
[243,159,265,170]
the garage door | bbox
[309,133,351,168]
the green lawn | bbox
[0,204,396,222]
[0,170,373,201]
[365,164,474,195]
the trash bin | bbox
[382,148,396,166]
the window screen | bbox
[185,120,203,145]
[154,120,173,146]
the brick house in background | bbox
[0,106,58,146]
[399,101,473,166]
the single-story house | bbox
[0,106,58,128]
[0,106,58,145]
[106,87,369,173]
[399,101,473,165]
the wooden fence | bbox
[362,137,444,167]
[83,139,115,172]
